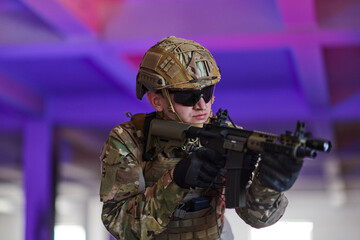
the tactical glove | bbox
[258,153,303,192]
[173,148,225,189]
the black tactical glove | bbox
[258,153,303,192]
[173,148,225,189]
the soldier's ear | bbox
[147,92,165,111]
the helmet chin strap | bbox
[161,89,183,123]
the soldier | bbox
[100,36,303,240]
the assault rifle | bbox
[144,109,332,208]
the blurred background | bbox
[0,0,360,239]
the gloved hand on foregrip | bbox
[258,153,304,192]
[173,148,225,189]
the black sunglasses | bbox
[168,85,215,106]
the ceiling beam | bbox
[90,47,137,95]
[276,0,331,109]
[0,74,43,115]
[213,88,360,122]
[276,0,317,28]
[292,44,330,108]
[333,92,360,120]
[0,41,97,58]
[0,0,23,10]
[103,0,283,39]
[46,94,153,126]
[0,42,138,99]
[200,29,360,51]
[106,29,360,54]
[0,28,359,58]
[21,0,94,37]
[45,89,360,126]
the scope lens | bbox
[323,142,329,152]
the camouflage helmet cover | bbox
[136,36,221,100]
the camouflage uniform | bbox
[100,113,288,240]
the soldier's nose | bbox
[194,97,206,109]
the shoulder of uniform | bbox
[108,112,146,134]
[109,113,149,143]
[130,113,146,131]
[103,120,141,157]
[108,122,131,141]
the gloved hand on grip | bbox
[173,148,225,189]
[258,153,304,192]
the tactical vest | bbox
[130,113,224,240]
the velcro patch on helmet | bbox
[141,51,162,70]
[160,56,181,78]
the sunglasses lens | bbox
[171,85,215,106]
[202,85,214,102]
[173,92,194,106]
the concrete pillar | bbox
[23,120,55,240]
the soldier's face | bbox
[165,94,213,124]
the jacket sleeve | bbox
[100,125,187,240]
[235,170,288,229]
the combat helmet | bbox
[136,36,221,121]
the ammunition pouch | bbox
[155,197,222,240]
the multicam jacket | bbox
[100,114,288,240]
